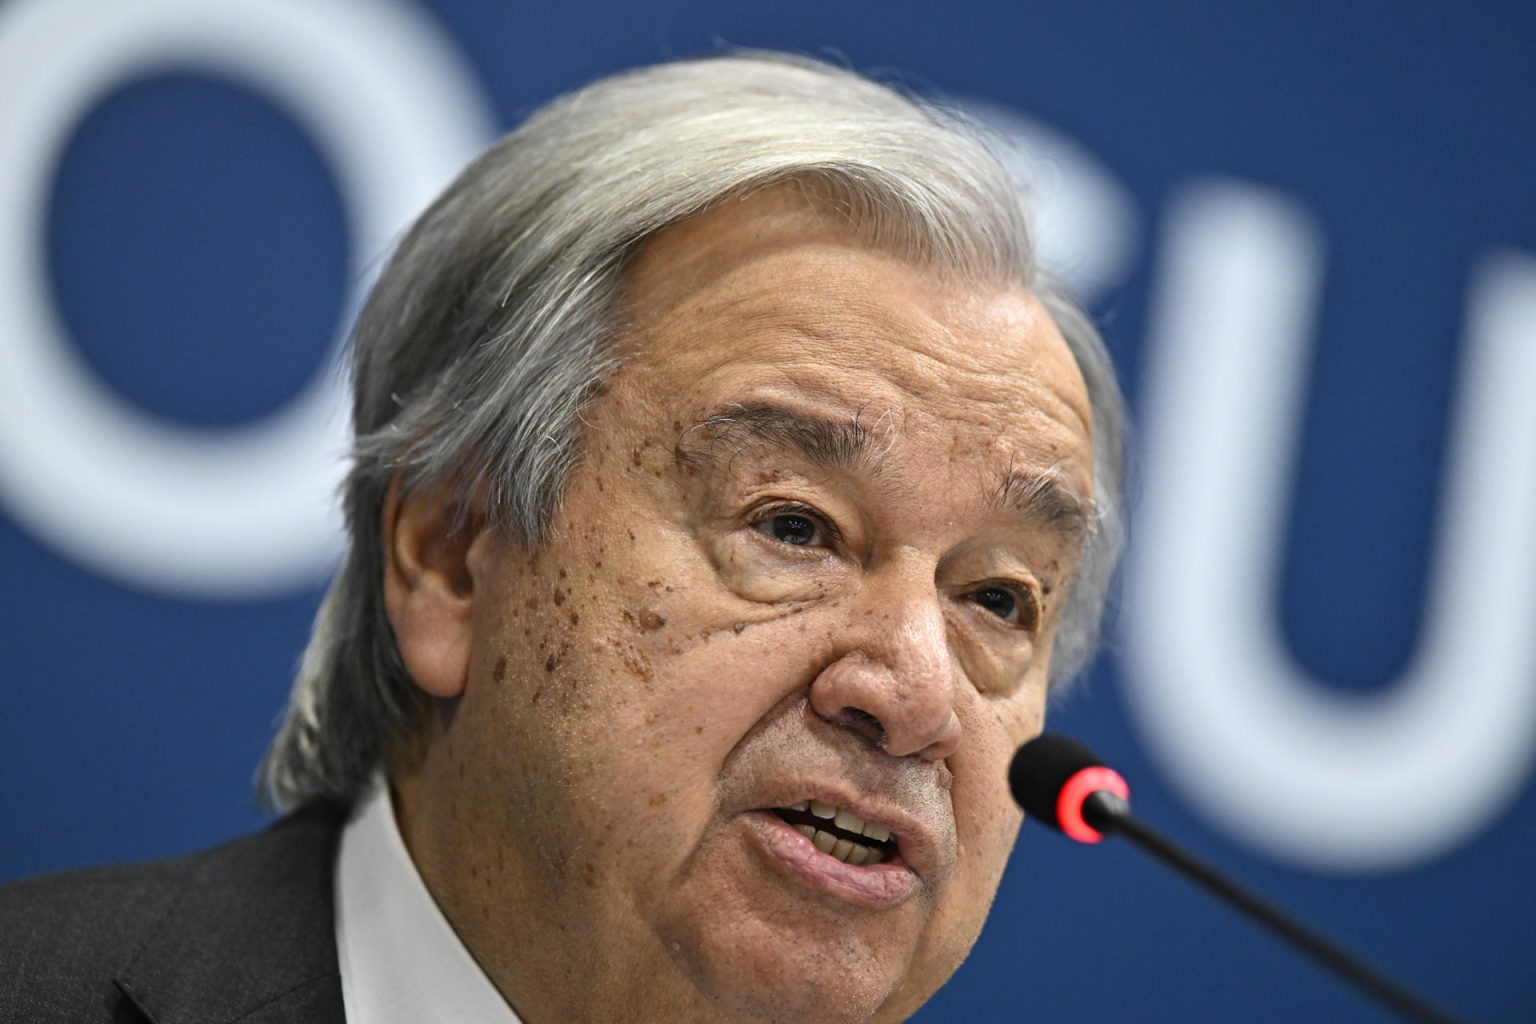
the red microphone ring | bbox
[1056,766,1130,844]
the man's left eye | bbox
[969,584,1036,629]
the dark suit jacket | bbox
[0,803,347,1024]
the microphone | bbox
[1010,734,1465,1024]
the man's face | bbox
[397,190,1096,1023]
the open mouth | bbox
[770,799,898,866]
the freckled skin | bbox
[389,189,1095,1024]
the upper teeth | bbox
[793,800,891,843]
[785,799,894,864]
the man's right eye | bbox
[753,507,827,547]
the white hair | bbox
[258,51,1127,811]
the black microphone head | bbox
[1010,733,1102,824]
[1010,733,1130,843]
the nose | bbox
[808,572,963,762]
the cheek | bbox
[957,762,1025,878]
[505,584,821,831]
[947,617,1039,700]
[951,697,1039,877]
[898,720,1026,1007]
[613,604,829,765]
[704,531,848,606]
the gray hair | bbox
[258,52,1127,812]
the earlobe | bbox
[381,479,485,700]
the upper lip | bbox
[749,781,946,882]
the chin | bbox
[658,909,931,1024]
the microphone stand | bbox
[1084,792,1466,1024]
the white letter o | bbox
[0,0,492,596]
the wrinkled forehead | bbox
[614,188,1096,498]
[619,184,1015,338]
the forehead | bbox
[616,189,1094,495]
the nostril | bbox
[837,707,887,750]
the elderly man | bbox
[2,52,1124,1023]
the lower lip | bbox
[740,811,920,908]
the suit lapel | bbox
[113,802,348,1024]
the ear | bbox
[381,479,488,700]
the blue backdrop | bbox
[3,2,1534,1021]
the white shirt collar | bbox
[334,777,524,1024]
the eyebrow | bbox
[994,466,1095,542]
[675,401,1096,542]
[674,402,887,473]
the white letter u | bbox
[1123,181,1536,871]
